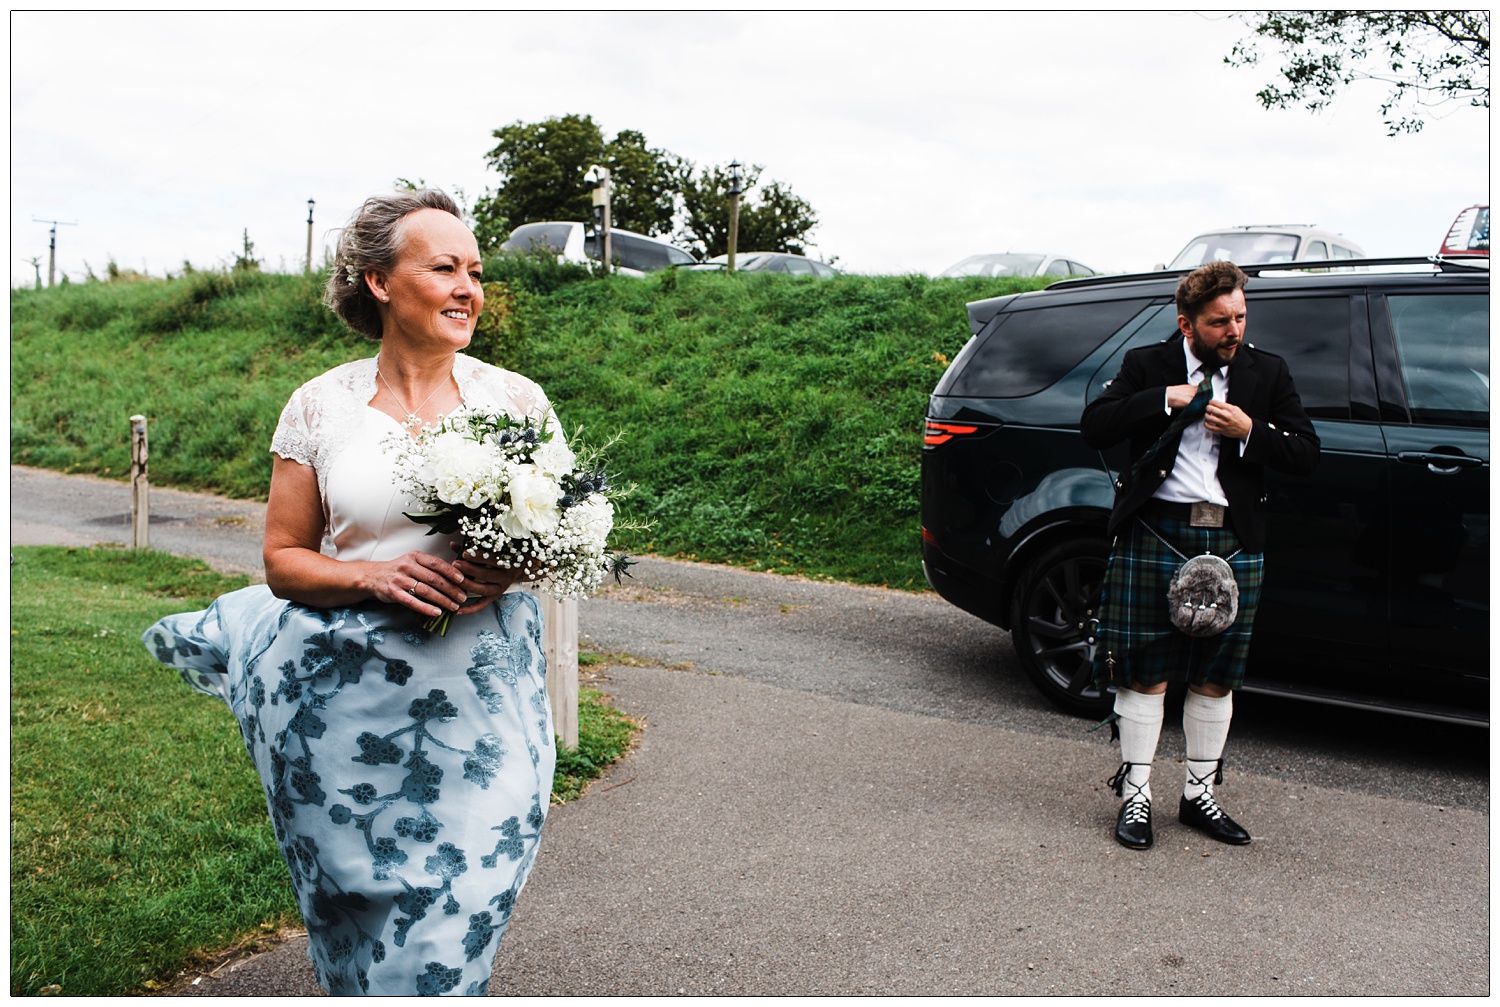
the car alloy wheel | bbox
[1011,539,1113,717]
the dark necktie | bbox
[1130,363,1219,480]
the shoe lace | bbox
[1186,758,1226,788]
[1108,761,1152,826]
[1106,761,1151,798]
[1189,789,1226,821]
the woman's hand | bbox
[451,544,528,615]
[366,551,470,619]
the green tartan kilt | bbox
[1091,515,1264,691]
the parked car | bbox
[1165,225,1364,269]
[500,221,696,275]
[940,253,1097,279]
[922,257,1489,725]
[1440,205,1489,257]
[707,252,839,276]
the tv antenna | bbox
[33,218,77,287]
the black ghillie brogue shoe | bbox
[1179,791,1251,845]
[1115,796,1153,850]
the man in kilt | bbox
[1082,260,1319,849]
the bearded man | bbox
[1081,259,1320,850]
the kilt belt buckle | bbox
[1189,502,1226,528]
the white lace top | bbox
[269,354,555,564]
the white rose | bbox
[499,464,562,537]
[532,434,577,479]
[429,434,496,508]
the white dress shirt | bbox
[1154,340,1246,505]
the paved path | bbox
[10,467,1489,995]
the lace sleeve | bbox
[269,384,317,467]
[455,354,555,427]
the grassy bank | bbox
[11,266,1045,588]
[9,546,636,996]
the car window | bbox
[502,222,574,254]
[1387,294,1489,427]
[1240,295,1352,419]
[1168,233,1300,269]
[944,298,1152,398]
[586,233,693,272]
[1042,259,1071,278]
[1068,262,1095,276]
[783,257,815,275]
[810,261,836,277]
[1332,244,1354,259]
[1305,240,1328,259]
[942,254,1045,278]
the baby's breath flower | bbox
[383,407,622,610]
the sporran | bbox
[1143,522,1241,637]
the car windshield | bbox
[1169,233,1301,269]
[941,254,1046,278]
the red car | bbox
[1440,205,1489,256]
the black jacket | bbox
[1080,337,1320,552]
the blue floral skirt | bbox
[143,586,555,996]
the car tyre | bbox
[1011,539,1114,718]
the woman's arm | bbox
[263,455,469,618]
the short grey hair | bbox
[323,188,463,339]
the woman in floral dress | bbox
[143,189,556,995]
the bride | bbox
[144,189,558,995]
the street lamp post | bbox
[727,161,743,273]
[306,199,316,273]
[586,165,612,274]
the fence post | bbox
[540,595,579,749]
[130,414,149,549]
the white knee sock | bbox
[1183,690,1234,800]
[1113,688,1165,804]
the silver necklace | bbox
[377,367,446,428]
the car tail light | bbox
[924,421,980,447]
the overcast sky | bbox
[9,10,1490,287]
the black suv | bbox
[922,258,1489,725]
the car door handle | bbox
[1397,451,1485,474]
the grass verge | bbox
[9,546,639,996]
[11,267,1047,589]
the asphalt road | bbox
[10,465,1489,995]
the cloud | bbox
[10,10,1488,284]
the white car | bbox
[1166,225,1365,269]
[500,221,696,276]
[939,253,1097,279]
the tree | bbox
[1226,10,1489,135]
[601,129,682,239]
[676,162,820,259]
[471,114,683,250]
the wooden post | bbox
[540,594,579,749]
[130,414,149,549]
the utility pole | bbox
[586,165,612,274]
[726,161,743,273]
[23,257,42,290]
[306,198,316,273]
[33,218,77,287]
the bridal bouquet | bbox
[384,408,629,633]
